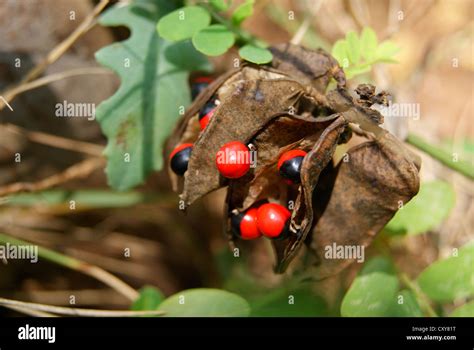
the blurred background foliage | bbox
[0,0,472,317]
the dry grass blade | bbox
[0,158,105,197]
[0,233,139,301]
[2,67,113,103]
[3,123,104,157]
[0,297,164,317]
[0,0,110,111]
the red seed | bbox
[215,141,251,179]
[257,203,291,239]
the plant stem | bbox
[400,273,438,317]
[406,133,474,180]
[201,3,267,48]
[0,233,138,301]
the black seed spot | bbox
[279,156,304,184]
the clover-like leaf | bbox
[210,0,232,11]
[331,26,399,79]
[331,40,349,68]
[231,0,254,26]
[192,24,235,56]
[95,0,211,190]
[131,286,164,311]
[417,242,474,302]
[384,181,456,236]
[239,44,273,64]
[376,40,400,62]
[360,27,377,61]
[157,5,211,41]
[346,31,360,64]
[158,289,250,316]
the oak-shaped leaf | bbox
[95,0,210,190]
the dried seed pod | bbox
[167,44,421,278]
[304,132,420,279]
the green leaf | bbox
[95,0,211,190]
[345,64,371,79]
[157,5,211,41]
[231,0,254,26]
[390,290,424,317]
[331,40,349,68]
[131,286,164,311]
[250,287,328,317]
[210,0,232,11]
[417,242,474,302]
[345,31,360,64]
[384,181,456,235]
[238,44,273,64]
[360,27,377,61]
[450,301,474,317]
[158,288,251,316]
[360,256,396,275]
[192,24,235,56]
[341,272,399,316]
[376,40,400,60]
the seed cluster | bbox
[167,44,421,275]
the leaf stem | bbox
[201,3,266,48]
[406,133,474,180]
[399,273,438,317]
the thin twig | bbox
[0,158,105,197]
[6,305,57,317]
[0,297,163,317]
[3,123,103,156]
[0,233,138,301]
[2,67,112,103]
[0,0,110,112]
[290,17,311,45]
[21,0,110,84]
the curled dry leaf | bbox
[166,43,420,277]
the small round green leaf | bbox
[360,256,396,275]
[158,288,251,317]
[450,301,474,317]
[157,6,211,41]
[192,24,235,56]
[417,242,474,302]
[231,0,254,26]
[341,271,399,317]
[131,286,164,311]
[239,44,272,64]
[250,287,328,317]
[389,290,424,317]
[210,0,232,11]
[384,181,456,236]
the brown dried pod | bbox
[167,43,421,278]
